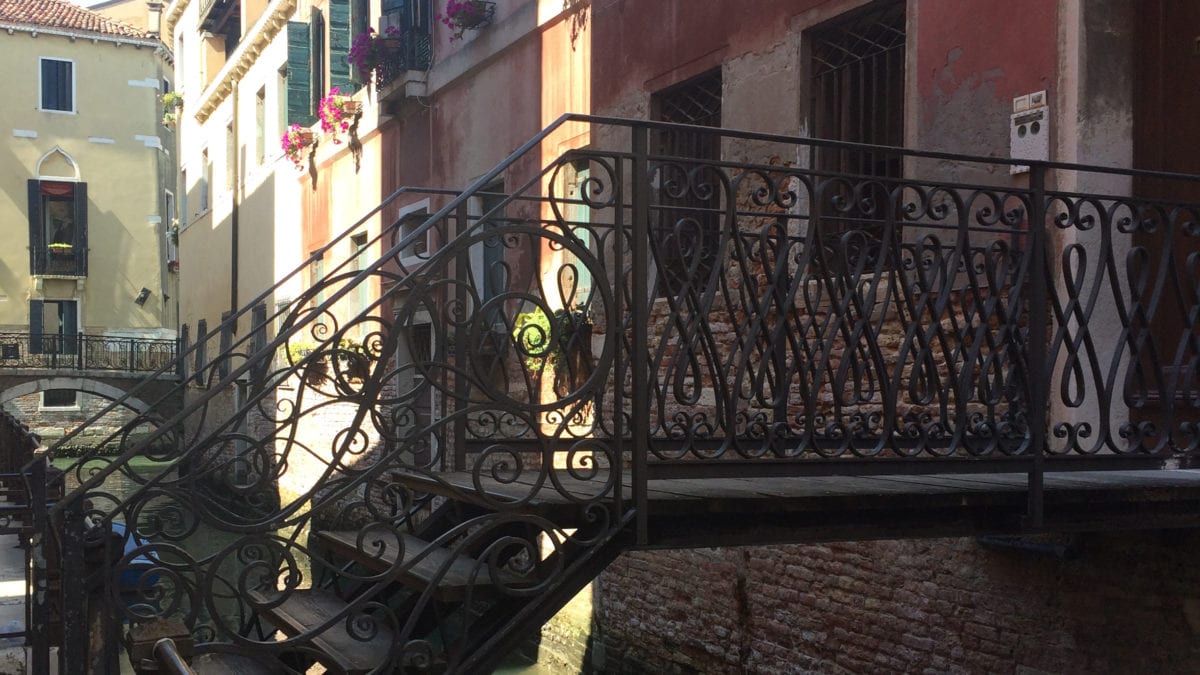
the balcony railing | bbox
[32,247,86,277]
[376,31,432,94]
[0,332,177,373]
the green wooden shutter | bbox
[29,300,43,355]
[27,180,44,274]
[328,0,353,93]
[74,181,88,277]
[286,22,315,125]
[61,301,78,355]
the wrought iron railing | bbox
[18,116,1200,672]
[0,332,177,373]
[375,30,432,92]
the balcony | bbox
[33,245,85,277]
[0,332,177,373]
[376,30,431,103]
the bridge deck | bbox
[401,469,1200,548]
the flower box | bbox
[441,0,495,40]
[282,124,318,170]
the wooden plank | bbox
[247,589,393,675]
[868,474,1024,493]
[317,530,490,600]
[192,653,280,675]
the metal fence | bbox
[0,333,177,373]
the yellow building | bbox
[0,0,178,349]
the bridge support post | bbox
[1026,164,1048,528]
[631,124,650,545]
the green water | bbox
[52,456,566,673]
[52,455,312,636]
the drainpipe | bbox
[230,80,239,323]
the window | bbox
[200,149,211,212]
[165,191,177,263]
[225,123,236,191]
[808,0,905,260]
[40,58,74,112]
[180,169,189,222]
[352,232,371,316]
[255,87,266,166]
[161,79,173,128]
[277,66,289,142]
[563,160,594,305]
[396,208,430,265]
[651,69,722,297]
[810,1,905,162]
[29,300,78,356]
[478,185,506,307]
[309,252,326,306]
[27,180,87,276]
[41,389,78,409]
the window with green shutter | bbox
[328,0,354,93]
[286,22,315,126]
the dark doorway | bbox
[29,299,78,355]
[1131,0,1200,429]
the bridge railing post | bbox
[1026,163,1048,528]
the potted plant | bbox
[161,92,183,127]
[281,124,317,170]
[318,88,361,144]
[439,0,495,41]
[348,26,402,86]
[512,305,593,397]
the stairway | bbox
[21,114,644,673]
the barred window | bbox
[809,0,906,266]
[651,69,723,298]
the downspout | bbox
[230,79,240,322]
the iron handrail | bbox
[44,113,1200,517]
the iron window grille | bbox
[651,69,723,298]
[809,0,906,270]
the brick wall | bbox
[566,533,1200,673]
[3,390,137,450]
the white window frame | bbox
[396,199,433,270]
[39,57,77,114]
[40,389,80,411]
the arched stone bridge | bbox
[0,369,183,420]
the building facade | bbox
[0,0,178,441]
[143,0,1200,670]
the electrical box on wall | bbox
[1010,90,1049,174]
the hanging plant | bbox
[161,92,183,126]
[348,26,403,85]
[281,124,317,170]
[439,0,495,41]
[318,87,361,144]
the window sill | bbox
[39,108,77,115]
